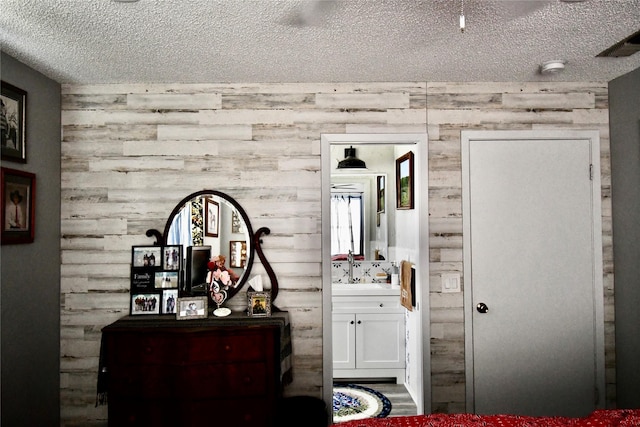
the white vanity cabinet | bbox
[332,287,405,382]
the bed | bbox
[331,409,640,427]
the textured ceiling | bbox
[1,0,639,84]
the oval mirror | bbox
[162,190,255,303]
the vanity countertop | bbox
[332,282,401,296]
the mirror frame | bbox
[146,189,280,307]
[162,190,256,302]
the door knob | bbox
[476,302,489,313]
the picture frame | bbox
[161,289,178,315]
[1,81,27,163]
[154,271,179,289]
[130,292,161,315]
[377,175,385,213]
[162,245,182,271]
[204,198,219,237]
[132,245,162,269]
[247,291,271,317]
[176,296,208,320]
[229,240,247,268]
[131,269,154,291]
[396,151,414,210]
[1,167,35,244]
[231,210,243,233]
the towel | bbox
[400,261,413,311]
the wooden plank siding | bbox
[59,82,612,425]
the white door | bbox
[462,131,604,417]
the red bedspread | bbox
[332,410,640,427]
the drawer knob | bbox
[379,303,384,307]
[357,320,362,325]
[350,320,354,325]
[224,345,231,352]
[243,376,252,384]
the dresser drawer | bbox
[333,295,401,313]
[184,329,273,363]
[106,332,183,365]
[182,361,269,397]
[108,365,175,398]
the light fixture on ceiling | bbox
[459,0,466,33]
[540,60,566,74]
[337,146,367,169]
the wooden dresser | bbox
[100,312,290,427]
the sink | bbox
[331,282,400,296]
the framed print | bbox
[1,167,35,244]
[229,240,247,268]
[377,175,385,213]
[155,271,179,289]
[205,198,219,237]
[396,151,414,210]
[177,296,208,320]
[161,289,178,315]
[1,81,27,163]
[162,245,182,271]
[132,246,162,268]
[130,293,161,315]
[247,291,271,317]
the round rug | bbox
[332,383,392,423]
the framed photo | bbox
[177,296,208,320]
[204,198,219,237]
[162,245,182,271]
[229,240,247,268]
[132,246,162,268]
[1,81,27,163]
[396,151,414,210]
[130,293,161,315]
[1,167,35,244]
[376,175,385,213]
[247,291,271,317]
[161,289,178,315]
[155,271,179,289]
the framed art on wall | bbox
[1,81,27,163]
[396,151,414,210]
[1,167,35,244]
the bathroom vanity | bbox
[332,283,405,382]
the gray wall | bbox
[1,53,61,426]
[610,67,640,408]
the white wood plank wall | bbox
[59,81,612,425]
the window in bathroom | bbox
[330,193,364,257]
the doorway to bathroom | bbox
[321,133,430,417]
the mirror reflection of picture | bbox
[205,198,219,237]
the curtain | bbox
[331,193,363,255]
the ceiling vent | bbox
[597,29,640,57]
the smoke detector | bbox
[540,60,566,74]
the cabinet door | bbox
[356,313,405,369]
[332,313,356,369]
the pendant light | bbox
[337,146,367,169]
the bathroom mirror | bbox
[331,173,388,261]
[160,190,255,302]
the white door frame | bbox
[461,129,605,413]
[321,133,430,416]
